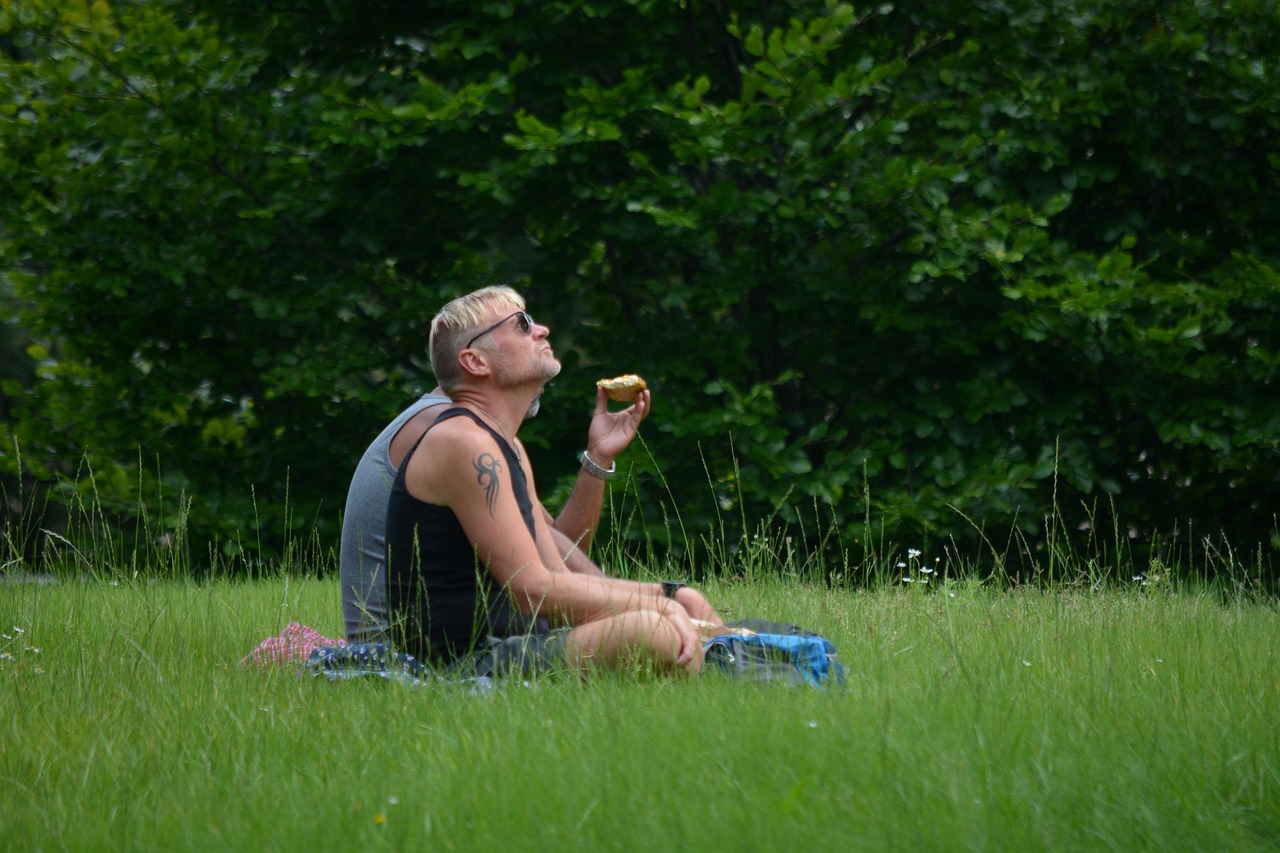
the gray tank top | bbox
[339,392,451,642]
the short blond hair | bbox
[429,285,526,393]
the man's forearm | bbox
[551,466,610,554]
[517,568,666,621]
[548,525,607,577]
[546,513,720,622]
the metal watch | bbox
[579,451,617,481]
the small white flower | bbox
[902,577,916,583]
[1022,660,1032,667]
[387,796,400,805]
[12,627,24,634]
[896,561,907,568]
[920,567,935,575]
[805,720,818,729]
[908,548,921,559]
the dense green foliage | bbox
[2,0,1278,573]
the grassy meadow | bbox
[2,565,1278,851]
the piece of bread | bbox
[692,619,756,640]
[596,374,647,402]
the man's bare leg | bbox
[564,611,703,674]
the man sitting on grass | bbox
[385,286,721,676]
[339,289,651,644]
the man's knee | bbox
[566,611,683,670]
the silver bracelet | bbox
[579,450,617,481]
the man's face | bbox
[474,306,561,389]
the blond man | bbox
[385,286,721,675]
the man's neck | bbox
[450,387,536,438]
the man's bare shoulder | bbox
[403,414,502,501]
[418,413,498,462]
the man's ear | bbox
[458,348,492,378]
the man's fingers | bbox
[632,390,651,422]
[675,632,695,666]
[670,612,700,667]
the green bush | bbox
[2,0,1277,575]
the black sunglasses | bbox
[465,310,534,349]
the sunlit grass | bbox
[2,572,1278,851]
[4,448,1278,848]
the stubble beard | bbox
[495,349,561,398]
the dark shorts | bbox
[463,620,572,678]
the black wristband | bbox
[661,580,687,599]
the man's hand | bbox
[659,598,704,669]
[553,387,651,557]
[586,386,651,465]
[673,586,723,627]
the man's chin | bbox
[537,362,562,388]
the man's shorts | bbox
[465,619,572,678]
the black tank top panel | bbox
[384,407,537,663]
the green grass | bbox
[2,573,1278,851]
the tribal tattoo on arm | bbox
[473,452,503,517]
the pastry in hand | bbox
[596,374,647,402]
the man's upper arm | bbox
[413,425,551,595]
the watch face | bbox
[662,581,686,598]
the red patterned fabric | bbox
[242,621,346,666]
